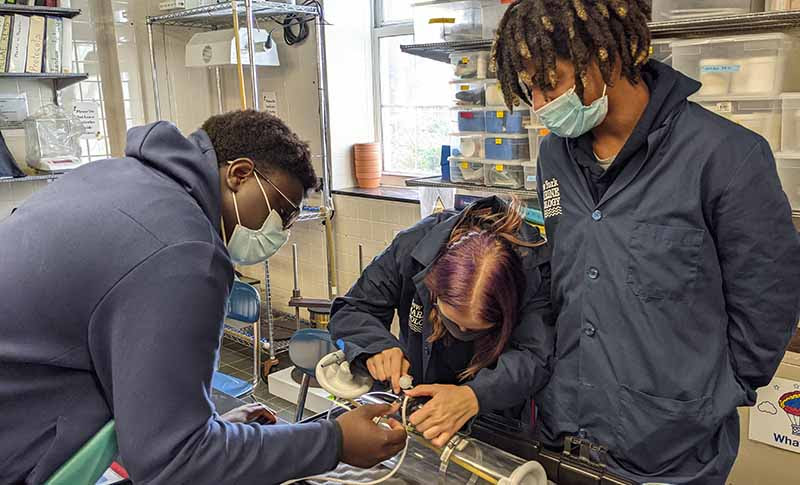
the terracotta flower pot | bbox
[353,143,382,189]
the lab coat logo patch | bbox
[542,178,563,219]
[409,301,424,334]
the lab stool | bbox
[212,280,262,399]
[288,328,336,422]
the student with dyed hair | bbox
[329,197,553,448]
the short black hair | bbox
[202,109,319,192]
[491,0,651,106]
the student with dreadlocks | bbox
[493,1,800,484]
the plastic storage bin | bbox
[652,0,764,22]
[672,33,800,97]
[781,93,800,152]
[481,0,510,39]
[450,133,485,158]
[485,134,530,160]
[698,97,782,151]
[766,0,800,10]
[523,162,536,191]
[449,157,486,184]
[527,125,550,162]
[485,160,525,189]
[485,109,528,133]
[450,51,489,80]
[453,80,486,107]
[413,1,483,43]
[454,109,486,132]
[650,39,673,66]
[776,155,800,209]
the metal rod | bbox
[146,21,161,120]
[252,314,261,393]
[292,243,301,330]
[358,244,364,274]
[263,260,276,361]
[323,207,338,299]
[231,0,247,109]
[314,3,333,210]
[295,373,310,422]
[215,66,224,114]
[244,0,259,110]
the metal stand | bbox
[295,373,310,422]
[145,2,339,377]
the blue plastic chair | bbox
[288,328,335,421]
[213,281,262,399]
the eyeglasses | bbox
[253,168,301,229]
[227,158,302,230]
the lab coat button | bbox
[591,210,602,221]
[583,323,596,337]
[587,267,599,280]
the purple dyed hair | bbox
[425,199,542,380]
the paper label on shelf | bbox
[429,18,456,24]
[0,94,28,129]
[460,85,470,91]
[715,102,733,113]
[461,56,470,64]
[527,175,536,182]
[495,164,504,171]
[460,162,469,169]
[749,376,800,454]
[496,111,505,118]
[539,128,550,136]
[700,65,741,73]
[495,138,503,145]
[72,101,99,138]
[262,91,278,117]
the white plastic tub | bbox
[449,157,486,184]
[775,154,800,209]
[781,93,800,152]
[449,51,489,80]
[413,0,484,43]
[527,125,550,162]
[450,133,486,158]
[698,97,782,151]
[652,0,764,22]
[481,0,510,39]
[672,33,800,97]
[485,160,526,189]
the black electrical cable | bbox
[282,0,322,46]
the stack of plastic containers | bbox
[448,49,535,190]
[412,0,512,43]
[675,32,800,192]
[777,93,800,210]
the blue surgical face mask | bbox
[223,173,290,265]
[526,82,609,138]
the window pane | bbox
[380,0,414,24]
[379,35,452,175]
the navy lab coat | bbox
[535,60,800,484]
[329,197,554,414]
[0,122,342,484]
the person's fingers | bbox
[366,358,378,380]
[404,384,438,398]
[409,404,435,427]
[423,425,444,441]
[372,354,387,381]
[401,359,411,378]
[431,432,451,448]
[384,417,403,430]
[358,403,393,419]
[381,425,408,447]
[389,354,402,394]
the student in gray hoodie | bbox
[0,110,406,485]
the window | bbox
[374,0,452,176]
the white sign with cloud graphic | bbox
[750,376,800,454]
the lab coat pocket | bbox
[614,385,713,477]
[626,222,705,302]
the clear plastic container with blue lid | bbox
[453,108,487,132]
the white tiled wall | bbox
[238,195,420,320]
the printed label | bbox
[495,164,504,171]
[496,111,505,118]
[715,101,733,113]
[542,178,563,219]
[460,84,470,91]
[460,162,468,169]
[495,138,502,145]
[526,175,536,182]
[700,64,741,73]
[409,300,424,334]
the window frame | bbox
[372,0,417,177]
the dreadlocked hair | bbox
[490,0,651,108]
